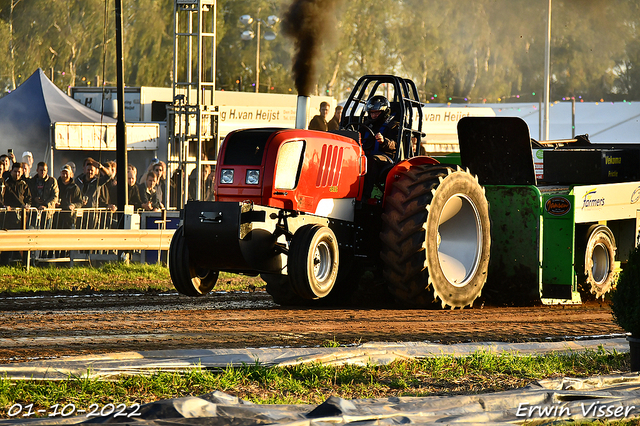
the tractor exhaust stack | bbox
[295,95,310,129]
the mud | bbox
[0,290,625,363]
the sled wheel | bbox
[288,224,340,300]
[380,165,491,308]
[260,273,307,306]
[582,225,616,299]
[169,225,218,297]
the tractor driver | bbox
[361,95,398,158]
[360,95,399,200]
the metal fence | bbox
[0,207,120,231]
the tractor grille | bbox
[316,144,344,187]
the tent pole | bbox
[49,125,54,178]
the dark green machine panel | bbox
[485,186,578,304]
[541,193,576,300]
[484,185,542,304]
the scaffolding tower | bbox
[168,0,218,209]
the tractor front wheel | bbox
[169,225,218,296]
[289,224,340,300]
[380,165,491,308]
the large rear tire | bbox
[580,225,616,300]
[288,224,340,299]
[169,225,218,297]
[380,165,491,308]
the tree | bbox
[0,13,10,91]
[612,2,640,99]
[123,0,173,86]
[0,0,25,90]
[215,0,294,93]
[2,0,640,104]
[548,0,631,100]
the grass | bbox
[0,347,630,418]
[0,263,264,294]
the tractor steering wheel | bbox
[346,122,395,163]
[345,122,375,136]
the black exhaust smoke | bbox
[282,0,340,97]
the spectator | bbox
[21,151,34,178]
[65,161,77,176]
[0,162,30,263]
[3,162,31,232]
[28,162,59,228]
[127,165,145,211]
[169,167,184,209]
[139,170,164,211]
[412,136,427,156]
[104,161,118,211]
[152,160,167,206]
[138,158,160,185]
[328,105,343,131]
[21,162,31,185]
[56,164,82,229]
[3,162,31,210]
[29,162,59,211]
[188,164,214,201]
[75,157,112,208]
[0,154,11,179]
[308,101,330,131]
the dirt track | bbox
[0,289,625,363]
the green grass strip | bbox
[0,263,263,294]
[0,347,629,418]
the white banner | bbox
[573,181,640,223]
[53,122,159,151]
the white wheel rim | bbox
[591,242,610,284]
[436,194,482,287]
[313,241,332,283]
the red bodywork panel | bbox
[215,129,366,214]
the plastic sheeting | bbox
[1,374,640,424]
[0,338,628,381]
[0,338,635,424]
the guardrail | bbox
[0,229,174,251]
[0,207,178,269]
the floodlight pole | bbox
[115,0,128,216]
[240,13,278,93]
[542,0,551,141]
[255,18,261,93]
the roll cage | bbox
[339,75,424,162]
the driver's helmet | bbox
[365,95,390,114]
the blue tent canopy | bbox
[0,68,116,161]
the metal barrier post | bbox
[22,209,30,271]
[157,209,168,265]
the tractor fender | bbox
[382,156,440,207]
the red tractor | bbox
[169,75,491,308]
